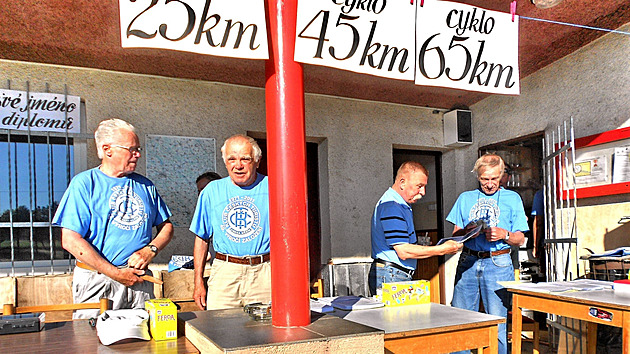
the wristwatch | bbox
[146,244,158,254]
[505,232,511,241]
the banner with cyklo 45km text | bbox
[0,89,81,134]
[294,0,416,81]
[119,0,269,60]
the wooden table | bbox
[328,303,504,353]
[508,284,630,354]
[0,320,199,353]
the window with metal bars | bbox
[0,132,74,274]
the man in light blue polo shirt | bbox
[369,161,461,295]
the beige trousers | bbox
[206,259,271,310]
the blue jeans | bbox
[368,262,413,296]
[451,252,514,354]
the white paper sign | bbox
[0,89,81,134]
[415,0,520,94]
[613,146,630,184]
[119,0,269,60]
[294,0,416,81]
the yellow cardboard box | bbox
[145,298,177,341]
[381,280,430,307]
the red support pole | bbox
[265,0,311,327]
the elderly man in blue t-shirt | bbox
[53,118,173,318]
[190,135,270,310]
[447,154,529,354]
[369,161,461,295]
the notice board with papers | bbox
[564,126,630,199]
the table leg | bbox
[586,321,597,354]
[482,324,499,354]
[623,312,630,354]
[511,295,523,354]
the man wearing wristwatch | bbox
[446,154,528,354]
[53,118,173,318]
[369,161,462,296]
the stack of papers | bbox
[584,247,630,258]
[506,279,612,293]
[310,296,384,312]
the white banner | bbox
[415,0,520,94]
[119,0,269,60]
[0,89,81,134]
[294,0,416,81]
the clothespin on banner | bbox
[510,1,517,22]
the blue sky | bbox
[0,140,73,219]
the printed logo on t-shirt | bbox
[469,197,500,227]
[221,196,262,243]
[109,185,147,231]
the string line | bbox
[520,16,630,36]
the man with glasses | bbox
[446,154,528,354]
[190,134,270,310]
[53,118,173,318]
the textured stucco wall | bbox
[1,59,443,264]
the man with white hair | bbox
[53,118,173,318]
[447,154,528,354]
[190,134,270,310]
[369,161,462,295]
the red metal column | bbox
[265,0,310,326]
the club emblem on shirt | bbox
[221,196,262,243]
[469,197,500,227]
[109,185,147,230]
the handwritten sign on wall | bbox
[119,0,269,60]
[0,89,81,133]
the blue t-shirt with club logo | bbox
[190,173,269,256]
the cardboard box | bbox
[145,298,177,341]
[381,280,430,307]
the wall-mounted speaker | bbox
[443,109,472,147]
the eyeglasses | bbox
[111,144,142,155]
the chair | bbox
[2,298,110,322]
[311,278,324,298]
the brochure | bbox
[437,222,484,245]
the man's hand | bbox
[193,283,207,310]
[127,247,155,269]
[112,268,146,287]
[484,227,508,242]
[439,240,463,254]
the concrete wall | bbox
[441,22,630,300]
[1,59,444,266]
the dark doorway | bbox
[256,139,322,282]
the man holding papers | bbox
[369,161,461,295]
[447,154,529,354]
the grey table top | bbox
[504,281,630,310]
[328,302,504,335]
